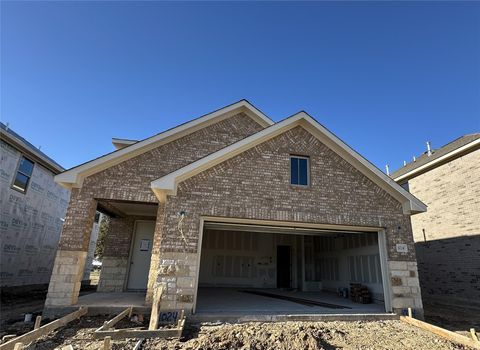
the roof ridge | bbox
[391,133,480,179]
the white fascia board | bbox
[393,138,480,183]
[54,100,274,188]
[151,112,426,215]
[298,116,427,214]
[151,115,300,198]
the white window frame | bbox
[11,156,35,194]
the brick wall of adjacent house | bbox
[157,126,422,314]
[406,149,480,306]
[45,113,264,307]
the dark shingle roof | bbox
[391,133,480,180]
[0,122,64,173]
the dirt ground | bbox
[423,300,480,336]
[10,317,475,350]
[1,289,479,350]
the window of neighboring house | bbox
[290,156,309,186]
[12,156,34,193]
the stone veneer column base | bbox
[388,260,424,318]
[45,250,87,307]
[155,252,198,313]
[97,257,129,292]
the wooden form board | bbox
[400,316,480,350]
[0,307,88,350]
[93,306,185,340]
[149,284,164,330]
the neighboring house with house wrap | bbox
[44,100,427,319]
[0,122,101,290]
[391,134,480,310]
[0,122,70,288]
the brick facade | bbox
[97,216,146,292]
[406,149,480,306]
[157,126,422,314]
[45,113,264,307]
[45,112,423,316]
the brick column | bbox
[97,217,134,292]
[145,203,165,304]
[45,189,97,307]
[151,209,199,313]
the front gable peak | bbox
[151,112,426,215]
[54,100,274,189]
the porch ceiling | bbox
[97,200,158,217]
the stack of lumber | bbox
[349,283,372,304]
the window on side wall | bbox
[12,156,34,193]
[290,155,309,186]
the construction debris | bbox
[93,306,185,340]
[401,310,480,349]
[9,316,475,350]
[349,283,372,304]
[0,307,87,350]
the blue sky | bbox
[2,1,479,172]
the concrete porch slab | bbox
[75,292,150,316]
[76,292,146,307]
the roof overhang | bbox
[393,138,480,182]
[0,127,65,174]
[151,112,427,215]
[112,138,138,150]
[54,100,274,189]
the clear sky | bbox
[2,1,479,172]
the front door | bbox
[277,245,291,288]
[127,221,155,290]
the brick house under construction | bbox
[44,100,427,318]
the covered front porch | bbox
[44,196,163,318]
[94,199,159,299]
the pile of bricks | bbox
[350,283,372,304]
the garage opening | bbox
[195,221,389,315]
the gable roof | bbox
[55,100,274,188]
[1,122,65,174]
[391,133,480,182]
[151,112,426,215]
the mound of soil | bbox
[144,320,473,350]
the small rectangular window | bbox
[12,156,34,193]
[290,156,309,186]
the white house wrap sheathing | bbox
[0,139,70,287]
